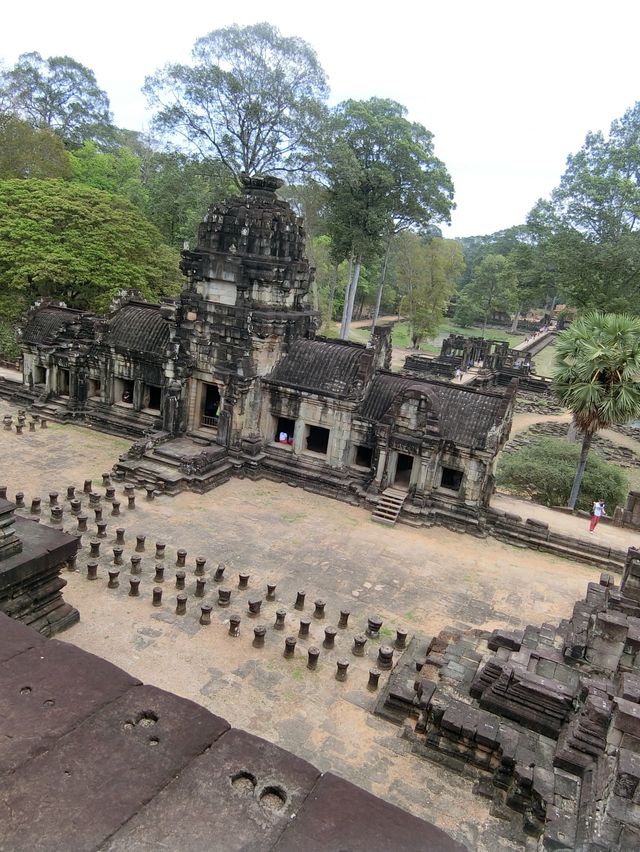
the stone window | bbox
[440,467,463,492]
[143,384,161,412]
[305,425,330,455]
[274,416,295,446]
[58,368,70,397]
[34,365,46,385]
[88,378,101,400]
[115,378,134,407]
[353,445,372,468]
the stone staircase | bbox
[371,487,407,526]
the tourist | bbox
[278,431,289,443]
[454,367,463,381]
[589,500,606,532]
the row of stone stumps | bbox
[7,469,404,695]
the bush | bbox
[496,437,628,512]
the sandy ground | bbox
[0,399,606,851]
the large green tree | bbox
[395,233,463,348]
[0,115,71,179]
[528,102,640,313]
[0,180,181,322]
[454,253,518,332]
[323,98,454,339]
[144,22,328,180]
[553,311,640,508]
[0,52,113,147]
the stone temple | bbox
[15,175,515,530]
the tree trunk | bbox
[568,430,593,509]
[370,238,392,337]
[510,307,521,333]
[339,250,354,339]
[341,258,362,339]
[327,263,339,324]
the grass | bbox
[532,341,557,378]
[323,317,528,355]
[391,319,527,354]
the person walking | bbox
[589,500,606,532]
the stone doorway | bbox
[394,453,414,490]
[200,383,220,429]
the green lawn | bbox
[391,320,527,353]
[531,341,556,378]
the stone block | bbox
[271,771,466,852]
[0,611,45,664]
[0,684,229,851]
[101,729,320,852]
[0,638,138,774]
[614,698,640,738]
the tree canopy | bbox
[0,115,71,179]
[0,179,181,320]
[553,311,640,507]
[144,22,329,180]
[454,253,518,331]
[322,97,454,338]
[528,102,640,314]
[0,52,114,147]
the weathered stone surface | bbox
[0,610,45,663]
[0,684,229,851]
[102,729,320,852]
[272,771,466,852]
[0,637,138,774]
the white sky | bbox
[1,0,639,237]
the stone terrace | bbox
[0,400,603,850]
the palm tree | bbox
[553,311,640,509]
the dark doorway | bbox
[394,453,414,489]
[201,384,220,428]
[59,368,70,396]
[34,365,47,385]
[146,385,161,412]
[354,445,373,468]
[440,467,463,492]
[306,425,330,454]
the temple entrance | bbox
[200,383,220,428]
[393,453,414,489]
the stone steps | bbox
[371,488,407,526]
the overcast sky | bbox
[2,0,639,237]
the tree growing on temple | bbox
[143,22,329,180]
[0,53,114,147]
[0,179,181,322]
[323,98,454,339]
[553,311,640,509]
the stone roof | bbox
[104,303,170,358]
[358,372,509,449]
[21,306,82,345]
[267,339,374,398]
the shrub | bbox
[496,437,628,512]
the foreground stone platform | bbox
[0,612,464,852]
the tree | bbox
[395,233,463,347]
[528,102,640,313]
[454,253,518,332]
[0,115,71,179]
[553,311,640,508]
[496,437,627,512]
[140,150,235,249]
[144,22,328,180]
[323,98,454,339]
[0,180,181,321]
[0,52,113,147]
[68,141,147,207]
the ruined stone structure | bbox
[0,496,78,635]
[404,333,553,394]
[9,176,516,530]
[377,546,640,850]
